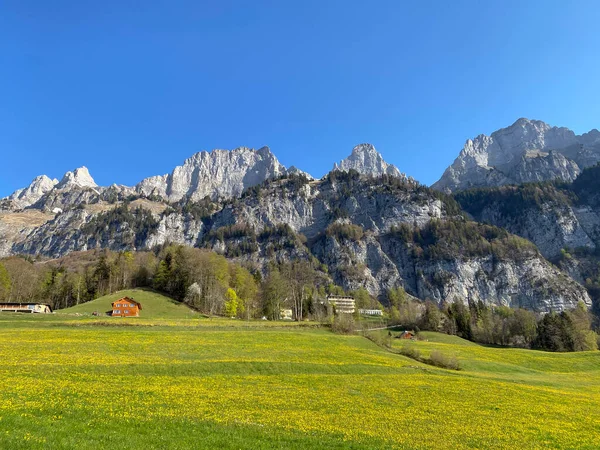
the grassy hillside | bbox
[393,331,600,384]
[59,289,198,319]
[0,320,598,449]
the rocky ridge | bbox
[0,137,595,312]
[6,170,591,312]
[433,118,600,192]
[135,146,289,202]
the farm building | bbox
[0,303,52,314]
[398,331,415,340]
[111,297,142,317]
[326,295,356,314]
[358,309,383,316]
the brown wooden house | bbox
[398,330,415,340]
[111,297,142,317]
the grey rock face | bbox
[333,144,407,179]
[3,167,100,211]
[433,118,600,192]
[209,175,441,239]
[5,175,59,209]
[136,146,288,201]
[310,229,590,312]
[56,167,98,189]
[145,213,204,249]
[286,166,314,180]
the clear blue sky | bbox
[2,0,600,197]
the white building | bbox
[359,309,383,316]
[326,295,356,314]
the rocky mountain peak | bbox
[136,146,287,201]
[286,165,314,180]
[333,143,405,178]
[56,166,98,190]
[4,175,59,209]
[433,119,598,193]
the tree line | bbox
[0,247,353,320]
[1,248,597,352]
[385,290,598,352]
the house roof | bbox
[111,297,142,309]
[0,302,51,306]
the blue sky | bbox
[1,1,600,197]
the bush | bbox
[428,350,461,370]
[364,330,392,348]
[326,223,364,242]
[331,314,356,334]
[399,345,421,361]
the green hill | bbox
[59,289,198,319]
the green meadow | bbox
[0,292,598,449]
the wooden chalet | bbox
[111,297,142,317]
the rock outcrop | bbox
[56,167,98,190]
[4,175,58,209]
[333,144,406,179]
[433,118,600,192]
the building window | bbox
[113,310,120,314]
[123,310,129,314]
[129,304,135,307]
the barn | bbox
[398,331,416,340]
[111,297,142,317]
[0,303,53,314]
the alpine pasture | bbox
[0,292,599,449]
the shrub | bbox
[326,223,364,242]
[364,330,392,348]
[399,345,421,361]
[428,350,461,370]
[331,314,356,334]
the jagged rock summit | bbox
[433,118,600,192]
[2,167,99,211]
[333,143,406,179]
[56,166,98,190]
[5,175,59,209]
[136,146,295,202]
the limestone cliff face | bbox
[55,167,97,190]
[4,175,58,209]
[135,147,289,201]
[454,172,600,262]
[208,174,443,239]
[311,231,589,312]
[433,118,600,192]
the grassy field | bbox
[0,302,599,449]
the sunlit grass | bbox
[0,316,599,449]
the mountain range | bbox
[2,118,600,313]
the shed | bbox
[398,331,415,340]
